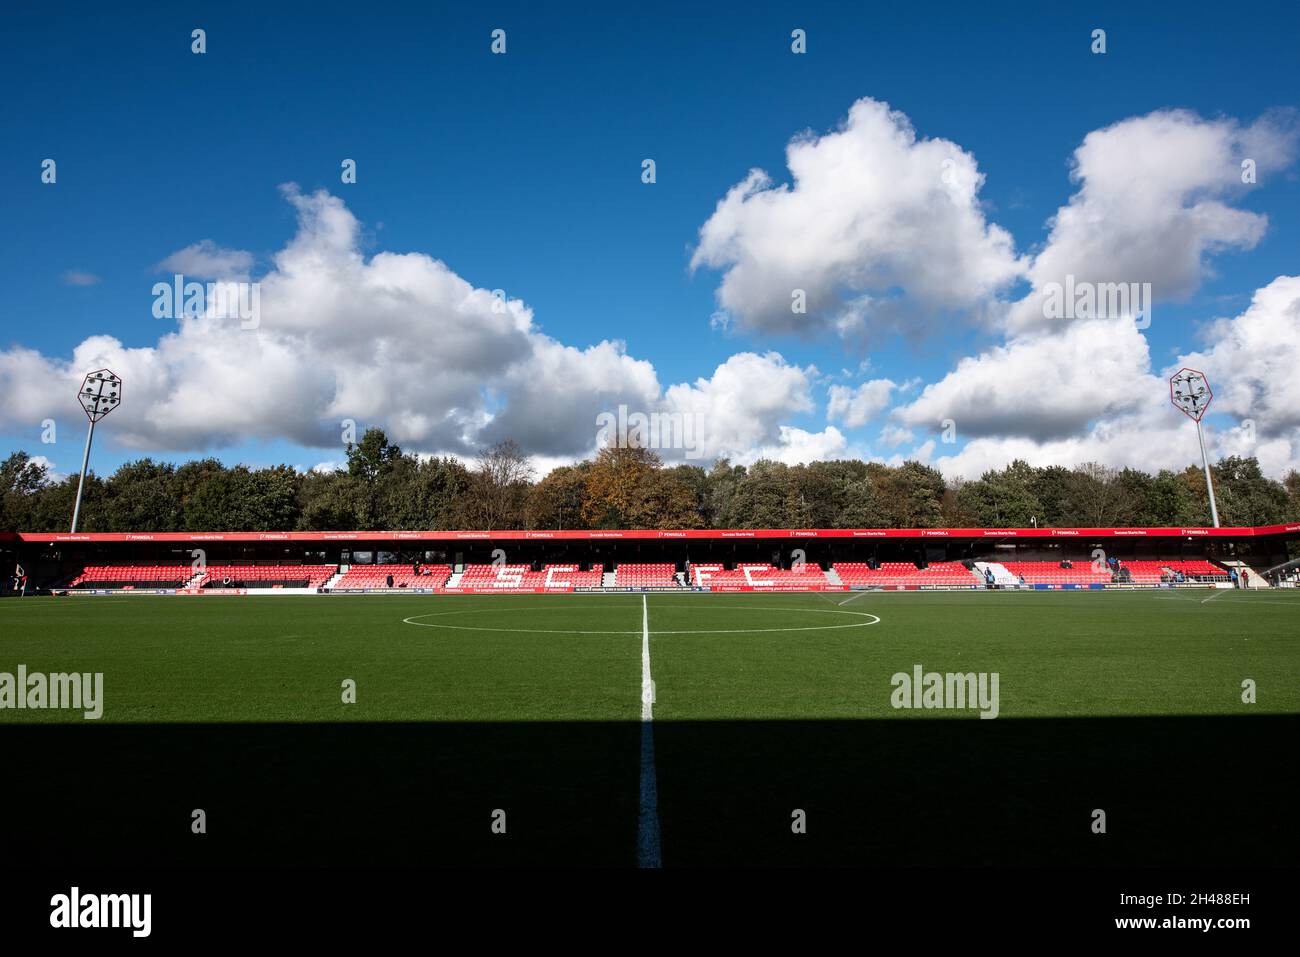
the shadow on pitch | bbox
[1,715,1294,867]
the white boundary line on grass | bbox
[641,595,654,723]
[402,603,882,636]
[1195,595,1300,606]
[638,593,661,868]
[644,609,880,634]
[402,603,642,634]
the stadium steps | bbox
[601,571,617,587]
[823,567,844,586]
[445,571,464,589]
[1220,560,1269,588]
[1243,565,1270,588]
[974,561,1020,586]
[322,567,347,590]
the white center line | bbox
[637,593,661,868]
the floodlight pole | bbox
[1195,418,1221,528]
[70,417,97,533]
[69,368,121,534]
[1170,368,1221,530]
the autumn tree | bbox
[720,460,792,528]
[0,452,49,531]
[104,459,181,531]
[957,460,1042,527]
[1060,463,1129,526]
[702,458,746,527]
[872,461,946,527]
[467,440,534,529]
[526,464,590,529]
[2,437,1295,534]
[346,428,403,482]
[1284,470,1300,519]
[1211,455,1289,525]
[581,445,700,529]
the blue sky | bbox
[2,0,1298,481]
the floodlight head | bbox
[1169,367,1212,422]
[78,368,123,422]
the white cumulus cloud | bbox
[156,239,256,280]
[1007,109,1296,333]
[691,97,1024,342]
[827,378,897,429]
[1,188,848,471]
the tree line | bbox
[3,428,1299,533]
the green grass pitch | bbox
[3,590,1297,722]
[2,589,1297,866]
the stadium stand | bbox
[1119,561,1167,584]
[999,561,1112,586]
[1123,559,1228,583]
[689,562,830,587]
[613,563,679,587]
[834,561,977,587]
[70,564,193,588]
[1165,559,1229,580]
[197,564,336,588]
[906,561,981,585]
[451,564,604,590]
[333,563,451,589]
[45,548,1240,594]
